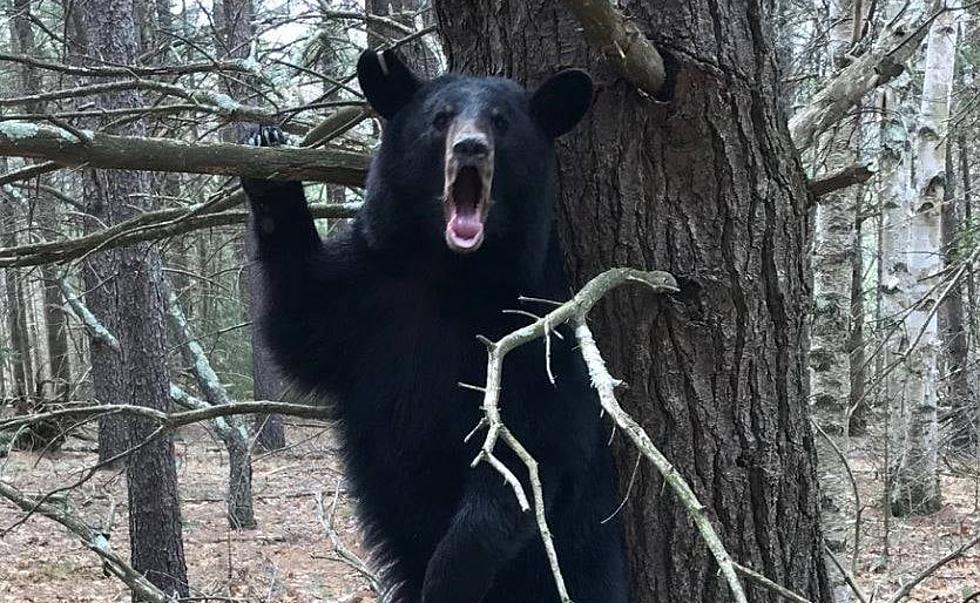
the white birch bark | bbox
[884,4,958,516]
[811,0,858,429]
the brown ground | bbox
[0,426,977,602]
[0,424,375,603]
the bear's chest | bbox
[337,280,494,443]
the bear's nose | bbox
[452,135,490,159]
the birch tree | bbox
[884,3,959,517]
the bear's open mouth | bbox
[444,163,492,253]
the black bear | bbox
[241,49,629,603]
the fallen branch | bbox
[789,8,942,150]
[0,121,369,186]
[884,532,980,603]
[0,480,175,603]
[560,0,665,95]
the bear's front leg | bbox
[240,125,321,258]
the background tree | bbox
[72,0,189,596]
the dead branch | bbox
[825,546,870,603]
[0,80,311,132]
[470,268,681,603]
[732,563,815,603]
[884,532,980,603]
[0,159,59,185]
[0,121,370,186]
[0,480,175,603]
[574,318,749,603]
[0,399,328,434]
[0,202,360,268]
[57,277,120,351]
[808,163,874,197]
[0,52,257,78]
[789,9,941,151]
[560,0,665,95]
[314,484,383,593]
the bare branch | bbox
[314,485,383,593]
[560,0,665,95]
[789,10,941,150]
[0,400,328,434]
[0,52,258,78]
[57,276,120,351]
[0,202,360,268]
[732,563,815,603]
[575,319,749,603]
[0,80,309,131]
[884,532,980,603]
[0,159,59,185]
[470,268,677,603]
[0,121,369,186]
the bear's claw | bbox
[244,125,287,148]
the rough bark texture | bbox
[434,2,832,602]
[939,145,971,448]
[74,0,189,596]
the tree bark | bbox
[0,123,369,186]
[73,0,189,596]
[435,2,833,602]
[884,5,957,517]
[0,193,34,402]
[367,0,440,75]
[11,0,72,400]
[940,135,975,451]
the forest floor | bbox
[0,424,375,603]
[0,425,977,602]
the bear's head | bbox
[355,49,592,273]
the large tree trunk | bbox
[73,0,190,597]
[435,2,833,602]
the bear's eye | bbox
[491,110,509,132]
[432,108,453,130]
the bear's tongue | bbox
[446,167,485,252]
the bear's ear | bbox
[530,69,593,138]
[357,49,421,120]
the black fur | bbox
[241,50,629,603]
